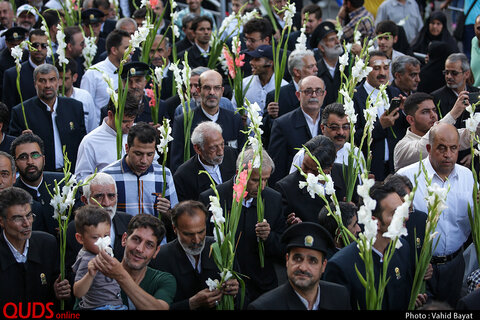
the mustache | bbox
[293,270,313,278]
[334,134,346,140]
[308,98,320,104]
[377,75,387,80]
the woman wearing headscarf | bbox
[417,41,455,93]
[410,11,459,56]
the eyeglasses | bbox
[31,42,48,49]
[442,70,464,76]
[15,152,43,162]
[300,88,325,96]
[243,36,262,44]
[8,212,36,224]
[201,85,223,92]
[325,124,350,131]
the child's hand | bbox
[87,259,98,277]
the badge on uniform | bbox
[395,267,401,280]
[70,121,74,130]
[40,273,47,285]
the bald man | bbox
[170,70,245,173]
[397,122,475,308]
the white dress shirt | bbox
[397,157,474,256]
[74,119,127,181]
[80,57,118,125]
[40,98,63,169]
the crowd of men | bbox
[1,0,480,312]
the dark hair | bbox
[318,201,358,246]
[182,13,198,27]
[403,92,434,116]
[369,183,398,222]
[92,0,110,9]
[0,102,9,133]
[106,29,130,54]
[368,50,388,63]
[301,4,322,20]
[304,135,336,169]
[64,25,83,45]
[126,214,166,247]
[375,20,398,37]
[321,103,346,125]
[383,174,413,197]
[10,133,45,158]
[41,9,61,28]
[0,187,33,218]
[127,122,159,147]
[346,0,365,8]
[107,91,140,118]
[243,17,273,41]
[132,7,148,19]
[55,57,78,76]
[74,205,111,235]
[29,28,46,39]
[171,200,208,228]
[191,15,213,31]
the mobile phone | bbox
[388,98,401,114]
[468,92,480,105]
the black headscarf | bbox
[410,11,459,55]
[417,41,455,94]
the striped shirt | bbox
[101,156,178,216]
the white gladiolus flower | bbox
[11,44,24,64]
[324,174,335,195]
[95,236,114,256]
[295,27,307,51]
[466,112,480,133]
[205,278,219,291]
[220,270,233,281]
[158,120,174,153]
[429,231,439,242]
[383,201,410,248]
[299,173,324,198]
[56,24,69,65]
[248,136,261,168]
[339,52,349,72]
[283,3,296,28]
[209,195,225,225]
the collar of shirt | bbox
[120,154,154,177]
[3,229,29,263]
[198,156,222,184]
[243,197,254,208]
[348,6,368,19]
[195,43,210,57]
[424,156,459,183]
[201,106,219,122]
[105,56,118,73]
[294,284,320,310]
[301,108,320,137]
[185,251,203,273]
[28,57,40,69]
[20,175,43,197]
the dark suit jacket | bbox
[432,85,480,129]
[170,106,245,174]
[323,238,414,310]
[274,164,353,223]
[2,61,36,110]
[199,178,287,302]
[65,211,132,285]
[181,44,209,69]
[152,237,233,310]
[247,279,351,310]
[9,96,87,172]
[316,57,343,108]
[263,81,299,148]
[404,209,427,265]
[0,231,59,307]
[173,147,237,202]
[14,171,66,237]
[99,19,117,39]
[267,107,322,185]
[0,47,19,102]
[457,288,480,310]
[353,83,402,181]
[175,37,194,56]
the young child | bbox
[72,205,127,310]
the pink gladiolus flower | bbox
[235,54,245,68]
[233,169,249,202]
[149,0,159,8]
[222,47,236,79]
[145,88,155,107]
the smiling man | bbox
[248,222,350,310]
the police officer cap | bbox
[3,26,28,42]
[281,222,334,255]
[81,8,105,25]
[310,21,337,49]
[121,61,151,79]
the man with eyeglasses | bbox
[353,50,403,181]
[432,53,480,130]
[65,172,133,287]
[240,17,274,77]
[0,186,72,310]
[10,133,70,238]
[268,75,326,186]
[170,69,245,173]
[2,29,49,110]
